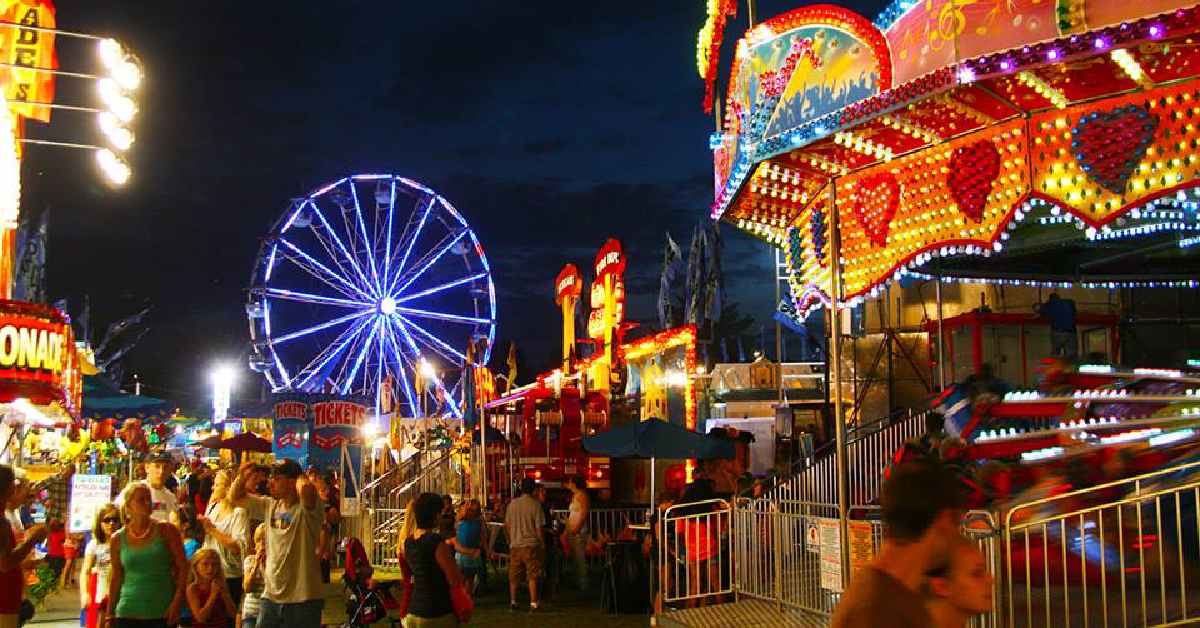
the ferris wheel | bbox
[246,174,496,418]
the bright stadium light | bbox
[97,78,137,123]
[97,112,134,151]
[97,38,124,70]
[95,148,131,186]
[112,59,142,91]
[211,365,235,423]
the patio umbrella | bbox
[193,434,223,449]
[220,432,272,453]
[583,418,734,510]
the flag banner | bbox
[0,0,58,123]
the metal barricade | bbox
[550,506,648,564]
[660,499,734,607]
[733,499,846,616]
[771,410,929,505]
[346,449,455,568]
[1003,460,1200,627]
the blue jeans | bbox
[256,598,323,628]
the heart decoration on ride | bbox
[848,172,901,248]
[810,207,827,265]
[948,140,1001,222]
[1070,104,1159,195]
[785,226,806,275]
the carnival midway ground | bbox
[27,569,651,628]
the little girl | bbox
[187,548,236,628]
[240,525,266,628]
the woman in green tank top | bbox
[106,484,188,628]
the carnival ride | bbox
[677,0,1200,622]
[246,174,496,419]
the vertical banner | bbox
[309,399,366,489]
[68,474,111,533]
[271,398,309,466]
[0,0,57,123]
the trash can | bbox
[601,540,650,614]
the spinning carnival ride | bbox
[247,174,497,418]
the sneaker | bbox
[510,602,520,612]
[529,603,540,613]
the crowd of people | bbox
[0,453,343,628]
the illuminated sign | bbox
[0,300,80,417]
[312,400,367,428]
[593,238,626,280]
[273,401,307,420]
[554,264,582,305]
[587,239,627,339]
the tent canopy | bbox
[583,419,735,460]
[82,375,173,422]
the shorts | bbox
[255,598,323,628]
[402,614,457,627]
[508,545,544,582]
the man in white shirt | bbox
[115,453,178,523]
[242,459,322,628]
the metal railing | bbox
[1003,460,1200,627]
[550,507,648,542]
[659,499,734,607]
[727,499,1001,623]
[732,499,844,615]
[770,409,929,505]
[346,449,455,568]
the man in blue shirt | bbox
[1037,293,1078,360]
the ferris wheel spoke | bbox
[390,229,468,298]
[294,314,374,390]
[338,319,380,395]
[381,321,419,416]
[349,182,382,293]
[278,238,370,301]
[272,309,372,345]
[306,199,377,298]
[330,318,375,391]
[390,318,460,418]
[394,315,466,364]
[393,272,488,306]
[264,287,371,309]
[383,178,397,292]
[390,195,435,287]
[394,305,490,326]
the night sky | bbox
[25,1,883,413]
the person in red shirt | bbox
[46,520,67,581]
[0,466,47,628]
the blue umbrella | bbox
[582,418,734,460]
[583,419,733,509]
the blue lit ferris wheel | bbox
[247,174,496,418]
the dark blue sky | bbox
[26,1,881,411]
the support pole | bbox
[935,272,946,390]
[828,182,851,587]
[775,247,784,402]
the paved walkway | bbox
[25,570,653,627]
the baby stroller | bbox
[341,537,401,627]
